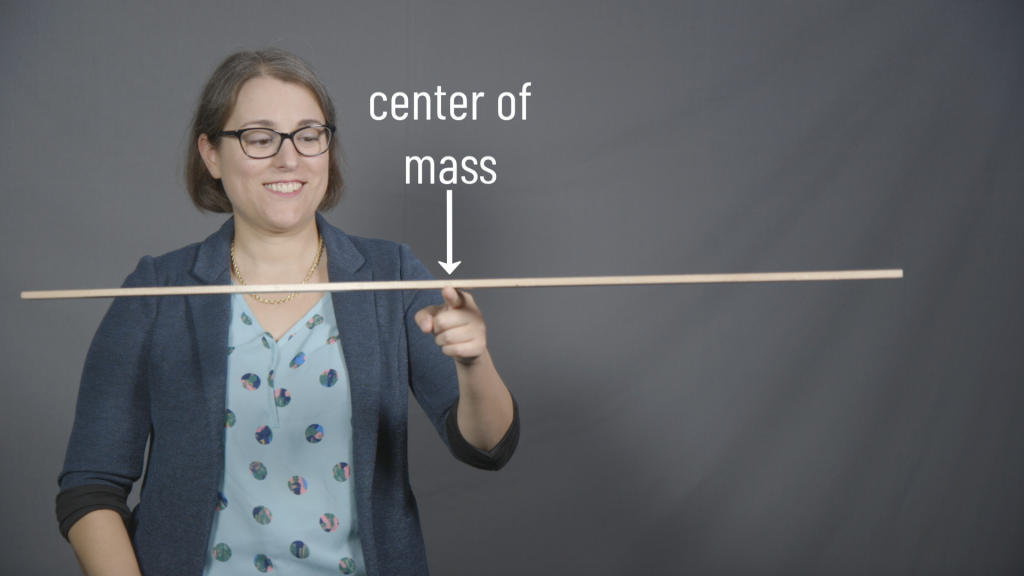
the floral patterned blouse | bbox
[203,290,364,575]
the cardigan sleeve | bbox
[445,395,520,470]
[398,243,519,469]
[55,484,132,540]
[55,256,158,537]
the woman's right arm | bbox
[68,509,142,576]
[57,256,159,573]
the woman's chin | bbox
[263,210,317,232]
[229,206,315,235]
[229,189,326,233]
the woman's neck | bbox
[230,215,326,284]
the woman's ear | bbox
[198,134,222,180]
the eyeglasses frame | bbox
[218,124,337,159]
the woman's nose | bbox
[275,137,301,168]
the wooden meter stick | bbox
[21,269,902,300]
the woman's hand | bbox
[415,286,513,450]
[415,286,486,365]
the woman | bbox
[55,48,518,576]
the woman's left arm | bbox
[415,286,514,451]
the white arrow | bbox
[438,189,461,275]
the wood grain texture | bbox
[21,269,903,300]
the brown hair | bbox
[185,48,343,213]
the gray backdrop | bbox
[2,1,1022,574]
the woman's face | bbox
[200,76,329,234]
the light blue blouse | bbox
[203,291,365,575]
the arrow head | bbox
[438,261,462,275]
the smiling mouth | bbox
[264,182,303,193]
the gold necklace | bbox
[230,233,324,304]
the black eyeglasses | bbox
[218,125,336,159]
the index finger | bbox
[442,286,466,309]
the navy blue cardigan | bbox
[58,213,518,576]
